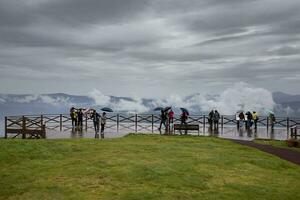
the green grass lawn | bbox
[1,134,300,200]
[255,139,300,153]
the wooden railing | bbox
[4,114,300,138]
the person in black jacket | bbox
[213,110,220,130]
[91,109,100,135]
[77,109,83,127]
[245,111,253,129]
[158,110,167,131]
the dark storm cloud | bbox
[0,0,149,26]
[0,0,300,96]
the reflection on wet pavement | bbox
[46,122,290,141]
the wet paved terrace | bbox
[5,114,299,141]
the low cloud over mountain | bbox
[1,83,299,118]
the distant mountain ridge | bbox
[0,91,300,117]
[272,92,300,103]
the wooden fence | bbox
[4,114,300,138]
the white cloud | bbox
[39,95,70,106]
[88,89,111,106]
[12,94,71,106]
[0,98,6,104]
[190,82,275,115]
[113,99,149,113]
[13,95,39,103]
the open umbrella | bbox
[180,108,189,115]
[153,107,163,111]
[101,107,113,112]
[163,106,172,112]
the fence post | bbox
[151,114,154,133]
[41,115,44,129]
[135,114,138,133]
[4,117,7,139]
[266,117,269,131]
[286,117,289,134]
[85,115,88,131]
[203,115,205,133]
[22,116,26,139]
[117,114,119,132]
[43,124,46,138]
[59,114,62,131]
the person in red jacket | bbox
[168,109,174,124]
[168,109,174,133]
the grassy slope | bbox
[0,134,300,200]
[255,139,300,153]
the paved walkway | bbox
[232,140,300,166]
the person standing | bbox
[213,110,220,130]
[168,109,174,133]
[245,111,253,129]
[208,110,214,128]
[252,111,259,130]
[70,107,77,127]
[91,110,100,137]
[180,111,188,135]
[269,113,276,130]
[158,110,167,131]
[238,112,245,129]
[77,109,83,127]
[100,112,107,139]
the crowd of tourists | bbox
[158,108,189,134]
[236,111,276,130]
[70,107,107,138]
[157,108,276,134]
[70,106,277,137]
[158,109,175,132]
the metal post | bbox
[41,115,44,130]
[4,117,7,139]
[151,114,154,133]
[60,114,62,131]
[203,115,205,133]
[286,117,289,134]
[22,116,26,139]
[266,117,269,132]
[135,114,138,133]
[117,114,119,132]
[85,115,88,131]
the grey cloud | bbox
[175,0,300,36]
[0,0,300,97]
[267,46,300,56]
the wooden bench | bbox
[174,124,199,135]
[291,126,299,139]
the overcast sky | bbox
[0,0,299,98]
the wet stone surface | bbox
[45,122,290,141]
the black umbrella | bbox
[180,108,189,115]
[153,107,164,111]
[164,106,172,112]
[101,107,113,112]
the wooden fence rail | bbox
[4,114,300,139]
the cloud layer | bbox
[0,0,299,97]
[88,82,275,115]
